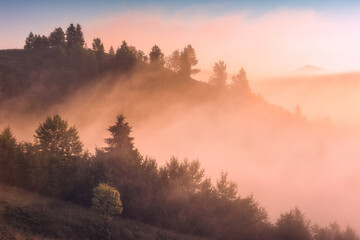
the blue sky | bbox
[1,0,359,49]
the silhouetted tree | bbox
[66,23,85,48]
[113,41,137,71]
[149,45,165,66]
[312,222,360,240]
[179,44,200,78]
[276,208,312,240]
[109,46,115,55]
[35,115,82,157]
[24,32,35,49]
[49,27,65,48]
[216,171,238,201]
[34,114,83,198]
[28,34,49,49]
[92,38,105,53]
[166,45,199,78]
[209,60,227,87]
[0,127,18,185]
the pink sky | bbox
[84,8,360,80]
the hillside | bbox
[1,29,360,239]
[0,183,210,240]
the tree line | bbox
[23,23,251,90]
[0,115,358,240]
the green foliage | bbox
[92,183,123,240]
[209,60,227,87]
[92,183,123,221]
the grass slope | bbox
[0,183,211,240]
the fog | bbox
[2,68,360,231]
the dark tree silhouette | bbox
[149,45,165,66]
[109,46,115,55]
[276,208,312,240]
[34,114,83,158]
[24,32,35,49]
[166,45,199,78]
[49,27,65,48]
[113,41,137,71]
[216,171,238,200]
[34,115,83,198]
[179,44,200,78]
[92,38,105,53]
[0,127,18,185]
[66,23,85,48]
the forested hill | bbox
[0,23,261,118]
[2,23,358,240]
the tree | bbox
[34,114,83,158]
[159,157,206,196]
[92,183,123,240]
[113,41,137,71]
[49,27,65,47]
[75,23,85,47]
[34,115,83,197]
[179,44,200,78]
[149,45,165,66]
[66,23,85,48]
[209,60,227,87]
[92,38,105,53]
[276,207,312,240]
[165,49,181,72]
[109,46,115,55]
[232,67,250,92]
[216,171,237,201]
[24,32,35,49]
[25,34,49,49]
[0,127,18,185]
[166,45,199,78]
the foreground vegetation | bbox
[1,115,358,240]
[0,183,210,240]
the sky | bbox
[2,0,360,79]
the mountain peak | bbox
[294,65,327,75]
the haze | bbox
[2,0,360,235]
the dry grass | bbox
[0,183,211,240]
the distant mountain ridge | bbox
[294,65,327,74]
